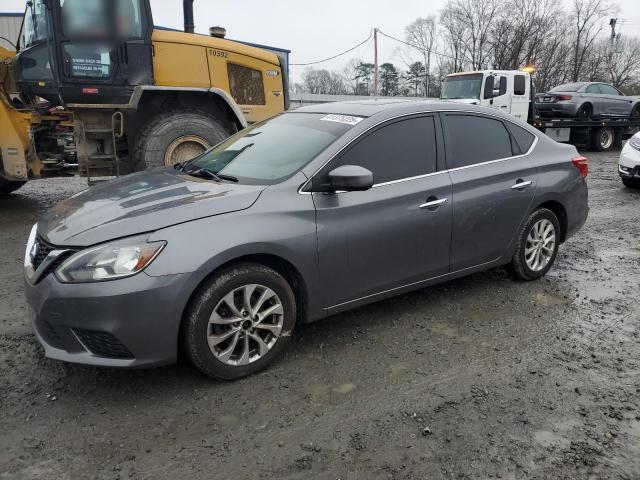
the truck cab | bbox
[441,70,532,123]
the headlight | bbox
[629,134,640,152]
[55,236,166,283]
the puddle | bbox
[333,383,356,394]
[535,292,569,306]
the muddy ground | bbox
[0,151,639,480]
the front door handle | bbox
[511,180,532,190]
[420,197,449,210]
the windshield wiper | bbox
[185,167,238,183]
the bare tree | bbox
[405,16,437,96]
[570,0,611,81]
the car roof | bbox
[293,98,515,120]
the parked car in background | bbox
[24,100,589,380]
[619,132,640,188]
[536,82,640,119]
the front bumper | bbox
[25,270,197,368]
[618,142,640,178]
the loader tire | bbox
[0,176,25,195]
[133,110,230,171]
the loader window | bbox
[60,0,143,40]
[21,0,50,48]
[228,64,266,106]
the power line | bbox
[291,31,373,66]
[377,29,456,61]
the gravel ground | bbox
[1,151,639,480]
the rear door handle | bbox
[420,198,449,209]
[511,180,532,190]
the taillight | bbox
[572,156,588,178]
[555,95,573,101]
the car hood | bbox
[38,168,267,246]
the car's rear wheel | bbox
[591,126,615,152]
[577,103,592,119]
[509,208,561,281]
[183,263,296,380]
[631,104,640,118]
[622,177,640,189]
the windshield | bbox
[184,113,360,185]
[21,0,50,49]
[550,83,584,92]
[441,74,483,100]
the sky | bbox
[4,0,640,83]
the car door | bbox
[443,113,538,272]
[311,115,453,308]
[598,84,633,115]
[584,84,605,115]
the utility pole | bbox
[373,28,379,97]
[608,18,617,84]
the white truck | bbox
[441,70,640,152]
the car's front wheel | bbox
[510,208,561,281]
[622,177,640,189]
[183,263,296,380]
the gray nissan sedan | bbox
[24,100,589,379]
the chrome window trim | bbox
[298,109,539,195]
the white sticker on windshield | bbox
[320,114,364,126]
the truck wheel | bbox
[0,176,26,195]
[591,127,615,152]
[133,110,230,171]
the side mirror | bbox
[327,165,373,192]
[498,76,507,96]
[483,76,495,99]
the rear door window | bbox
[599,84,622,96]
[445,114,513,168]
[586,84,602,94]
[330,116,437,185]
[514,75,527,95]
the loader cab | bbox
[14,0,154,105]
[441,70,532,122]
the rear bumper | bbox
[564,179,589,242]
[536,102,579,117]
[24,271,197,368]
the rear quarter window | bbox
[506,123,536,154]
[445,114,513,168]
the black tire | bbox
[182,263,297,380]
[509,208,561,281]
[631,104,640,118]
[132,110,230,171]
[0,176,26,195]
[576,103,592,119]
[591,126,615,152]
[622,177,640,189]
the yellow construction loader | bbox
[0,0,289,194]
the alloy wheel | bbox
[207,284,284,366]
[525,219,556,272]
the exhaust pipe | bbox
[183,0,194,33]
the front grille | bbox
[72,329,135,359]
[31,237,54,271]
[30,236,76,279]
